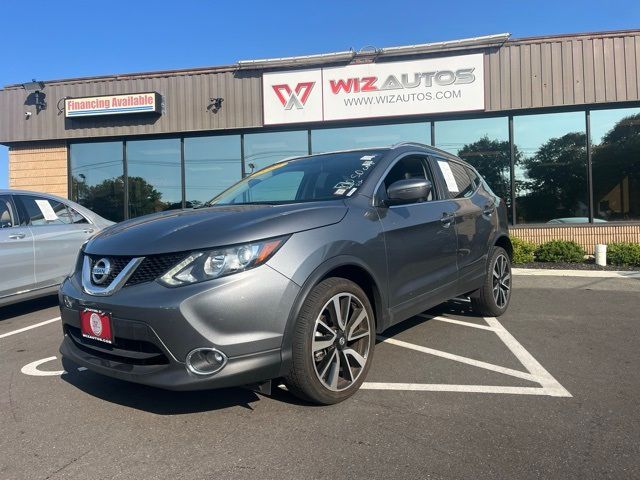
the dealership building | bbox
[1,29,639,251]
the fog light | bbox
[185,347,228,375]
[62,295,74,309]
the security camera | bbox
[25,111,32,119]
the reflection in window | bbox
[244,131,308,174]
[591,107,640,221]
[435,117,511,220]
[514,112,587,224]
[70,142,124,222]
[184,135,241,208]
[312,122,429,153]
[127,139,182,217]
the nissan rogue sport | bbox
[59,142,512,405]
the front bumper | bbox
[58,264,300,391]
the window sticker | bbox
[360,155,376,161]
[346,188,357,197]
[333,188,347,196]
[437,160,459,193]
[34,199,59,221]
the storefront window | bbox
[127,139,182,217]
[312,122,429,153]
[435,117,511,220]
[591,107,640,222]
[514,112,587,224]
[244,130,308,174]
[70,141,125,222]
[184,135,241,207]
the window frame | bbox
[13,194,76,227]
[0,195,18,229]
[373,151,443,208]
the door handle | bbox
[83,228,95,234]
[8,233,26,240]
[441,212,455,227]
[483,202,495,216]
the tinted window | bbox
[0,196,16,228]
[591,107,640,221]
[68,206,88,224]
[312,123,429,153]
[514,112,587,224]
[244,131,308,173]
[70,141,125,222]
[211,150,383,205]
[184,135,242,208]
[19,196,72,226]
[435,117,510,217]
[465,166,481,189]
[382,155,434,202]
[127,139,182,217]
[437,160,474,198]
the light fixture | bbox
[21,79,47,113]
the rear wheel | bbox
[285,278,375,405]
[471,246,512,317]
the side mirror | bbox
[385,178,432,205]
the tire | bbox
[471,246,512,317]
[285,277,375,405]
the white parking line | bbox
[362,315,572,397]
[361,383,549,395]
[0,317,61,339]
[377,335,539,382]
[418,314,495,331]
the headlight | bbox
[158,236,288,287]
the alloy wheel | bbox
[312,292,372,392]
[492,253,511,309]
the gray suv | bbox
[59,143,512,404]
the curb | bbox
[512,268,640,279]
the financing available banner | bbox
[263,53,484,125]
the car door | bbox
[432,158,494,291]
[376,153,458,323]
[0,195,35,298]
[15,194,95,289]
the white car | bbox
[0,189,113,307]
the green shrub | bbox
[607,243,640,267]
[535,240,586,263]
[512,237,537,264]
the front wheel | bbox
[471,246,512,317]
[285,278,375,405]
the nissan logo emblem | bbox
[91,258,112,285]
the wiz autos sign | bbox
[65,92,161,118]
[263,54,484,125]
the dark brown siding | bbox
[0,70,262,143]
[485,31,640,111]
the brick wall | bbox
[511,225,640,254]
[8,142,68,198]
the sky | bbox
[1,0,639,188]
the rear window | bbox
[437,160,476,198]
[19,195,72,226]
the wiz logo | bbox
[272,82,315,110]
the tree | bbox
[458,136,518,204]
[591,113,640,220]
[71,175,166,221]
[517,132,588,222]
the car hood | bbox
[85,202,348,256]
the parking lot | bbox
[1,274,639,480]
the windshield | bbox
[208,150,383,205]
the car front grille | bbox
[65,324,169,366]
[86,252,188,288]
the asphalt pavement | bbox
[1,275,639,480]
